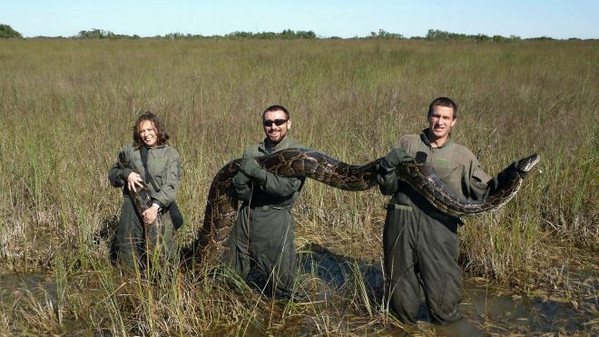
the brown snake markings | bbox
[172,148,538,265]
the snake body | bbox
[394,152,540,216]
[180,148,539,264]
[125,181,165,254]
[129,181,153,217]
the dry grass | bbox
[0,38,597,335]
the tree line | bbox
[0,24,588,41]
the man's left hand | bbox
[381,148,412,171]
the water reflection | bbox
[1,245,596,336]
[296,243,596,336]
[0,272,57,306]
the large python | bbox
[177,148,540,265]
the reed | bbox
[0,38,597,335]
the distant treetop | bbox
[0,24,23,39]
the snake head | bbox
[516,153,541,178]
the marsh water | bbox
[1,245,596,336]
[0,272,57,307]
[294,244,597,336]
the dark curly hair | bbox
[132,111,170,149]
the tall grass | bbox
[1,38,597,335]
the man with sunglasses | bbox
[224,104,306,301]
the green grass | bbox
[0,38,597,335]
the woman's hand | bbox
[142,206,159,224]
[127,172,144,192]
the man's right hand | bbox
[232,170,251,186]
[381,148,412,171]
[232,170,252,201]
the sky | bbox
[2,0,597,39]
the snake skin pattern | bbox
[175,148,539,265]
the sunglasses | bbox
[263,119,288,127]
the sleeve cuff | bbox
[379,160,396,174]
[254,170,268,183]
[120,168,133,182]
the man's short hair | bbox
[428,97,458,119]
[262,104,290,120]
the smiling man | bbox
[224,105,306,301]
[377,97,500,325]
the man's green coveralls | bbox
[378,130,494,324]
[225,136,305,299]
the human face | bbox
[427,105,457,146]
[263,109,291,145]
[138,120,158,147]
